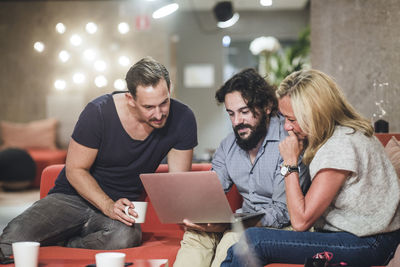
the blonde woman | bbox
[222,69,400,266]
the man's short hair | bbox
[215,68,277,116]
[125,56,171,98]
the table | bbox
[4,246,169,267]
[37,258,169,267]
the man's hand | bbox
[103,198,137,226]
[279,130,303,166]
[182,219,229,233]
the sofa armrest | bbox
[40,164,64,199]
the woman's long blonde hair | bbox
[276,69,373,165]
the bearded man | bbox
[173,68,310,267]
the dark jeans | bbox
[221,227,400,267]
[0,193,141,256]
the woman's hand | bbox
[279,130,303,165]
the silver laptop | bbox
[139,171,264,224]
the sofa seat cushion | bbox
[27,149,67,188]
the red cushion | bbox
[40,164,65,199]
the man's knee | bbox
[212,231,241,267]
[180,229,222,249]
[0,220,28,256]
[174,230,222,267]
[101,223,142,250]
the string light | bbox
[85,22,98,34]
[59,50,70,62]
[70,34,82,46]
[55,23,66,34]
[54,79,66,90]
[118,22,130,34]
[33,42,45,52]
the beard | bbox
[234,112,268,151]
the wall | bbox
[172,9,309,158]
[311,0,400,132]
[0,1,170,148]
[0,0,309,159]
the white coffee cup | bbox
[95,252,125,267]
[12,241,40,267]
[124,201,148,223]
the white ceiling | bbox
[176,0,309,11]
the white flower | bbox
[249,36,281,55]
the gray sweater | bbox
[310,126,400,236]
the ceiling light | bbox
[217,13,239,28]
[260,0,273,7]
[54,79,66,90]
[152,2,179,19]
[33,42,45,52]
[59,50,70,62]
[118,56,131,66]
[83,49,96,61]
[94,60,107,72]
[86,22,98,34]
[213,1,239,28]
[73,72,85,84]
[95,75,108,88]
[114,79,127,90]
[55,23,66,34]
[118,22,130,34]
[70,34,82,46]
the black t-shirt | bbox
[49,92,198,201]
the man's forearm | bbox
[66,168,113,213]
[167,148,193,172]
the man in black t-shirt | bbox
[0,57,198,256]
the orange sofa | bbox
[26,163,242,267]
[6,133,397,266]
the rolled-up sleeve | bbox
[211,141,233,192]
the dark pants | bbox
[0,193,141,256]
[221,227,400,267]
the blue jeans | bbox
[0,193,141,256]
[221,227,400,267]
